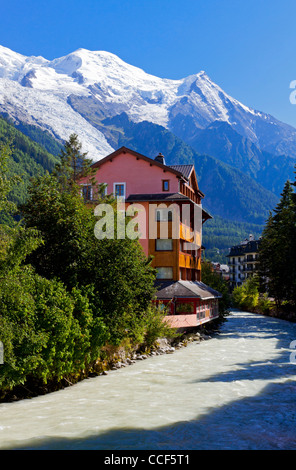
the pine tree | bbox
[258,179,296,309]
[53,133,108,201]
[53,133,95,191]
[0,139,21,216]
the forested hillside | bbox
[202,216,263,263]
[0,115,60,211]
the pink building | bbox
[80,146,221,330]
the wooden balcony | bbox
[179,222,201,246]
[179,182,202,205]
[179,252,201,270]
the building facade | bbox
[227,235,261,289]
[80,146,221,328]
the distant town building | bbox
[211,262,230,282]
[227,235,261,289]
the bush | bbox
[0,266,108,395]
[232,276,260,311]
[138,303,178,349]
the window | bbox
[156,208,173,222]
[156,267,173,279]
[162,180,170,191]
[100,183,108,197]
[156,239,173,251]
[176,302,194,314]
[81,185,92,201]
[114,183,126,198]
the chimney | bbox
[154,153,166,165]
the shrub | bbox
[0,266,108,395]
[232,276,260,311]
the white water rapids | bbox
[1,309,296,450]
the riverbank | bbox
[103,325,217,373]
[244,302,296,323]
[0,318,224,403]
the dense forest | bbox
[0,115,60,214]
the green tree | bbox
[0,264,107,395]
[232,275,260,311]
[21,170,157,345]
[258,179,296,308]
[0,139,21,217]
[53,133,95,190]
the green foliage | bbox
[0,265,107,394]
[7,117,62,156]
[0,115,59,214]
[202,215,263,263]
[20,132,158,348]
[0,158,108,395]
[232,276,260,311]
[1,132,236,399]
[90,112,278,226]
[21,172,94,284]
[140,303,178,348]
[21,170,157,345]
[258,178,296,308]
[231,275,273,314]
[52,133,95,190]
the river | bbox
[1,309,296,450]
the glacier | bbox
[0,44,295,161]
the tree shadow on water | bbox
[11,378,296,451]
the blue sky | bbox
[1,0,296,127]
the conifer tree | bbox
[0,139,20,215]
[53,133,107,200]
[53,133,95,191]
[258,178,296,308]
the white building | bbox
[227,235,261,289]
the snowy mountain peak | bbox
[0,44,295,161]
[48,48,152,87]
[0,45,26,79]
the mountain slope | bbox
[1,44,296,162]
[98,112,278,225]
[186,120,296,196]
[0,114,59,209]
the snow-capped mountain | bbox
[0,44,296,161]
